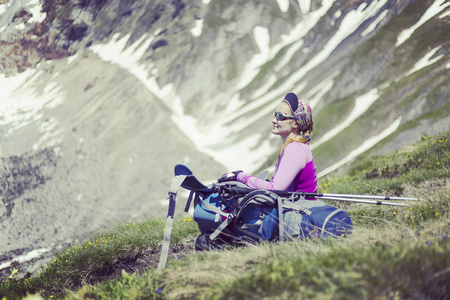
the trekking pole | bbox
[315,195,409,207]
[211,185,417,206]
[315,193,421,201]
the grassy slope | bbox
[1,132,449,299]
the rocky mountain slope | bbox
[0,0,449,277]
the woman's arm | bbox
[237,143,308,190]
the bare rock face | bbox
[0,4,67,75]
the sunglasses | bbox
[274,111,296,121]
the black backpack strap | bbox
[184,191,196,213]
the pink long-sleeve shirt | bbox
[237,142,317,193]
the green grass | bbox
[1,132,449,299]
[221,237,450,300]
[0,219,199,299]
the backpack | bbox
[192,182,353,249]
[157,165,353,270]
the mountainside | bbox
[0,0,449,275]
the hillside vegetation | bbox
[2,0,449,265]
[1,131,449,299]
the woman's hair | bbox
[279,129,313,154]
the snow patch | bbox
[312,89,379,150]
[233,83,300,131]
[67,53,80,65]
[252,74,277,99]
[396,0,450,47]
[15,23,25,30]
[237,26,271,90]
[298,0,311,14]
[0,72,38,127]
[361,9,388,37]
[43,82,58,94]
[0,68,65,155]
[274,39,304,72]
[0,0,13,17]
[27,0,46,23]
[222,93,244,116]
[90,33,175,102]
[330,10,341,26]
[0,248,51,271]
[318,117,402,178]
[276,0,289,13]
[191,19,203,37]
[203,133,276,172]
[405,46,444,76]
[32,117,63,150]
[170,93,278,171]
[440,9,450,18]
[304,71,339,108]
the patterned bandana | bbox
[283,92,313,133]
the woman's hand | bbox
[217,171,242,183]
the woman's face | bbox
[272,102,298,139]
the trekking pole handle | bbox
[211,184,254,195]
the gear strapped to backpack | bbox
[192,182,353,249]
[157,165,353,271]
